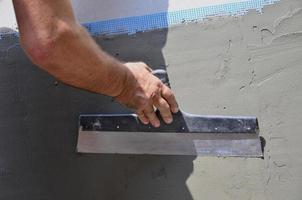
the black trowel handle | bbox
[152,69,171,88]
[80,111,259,134]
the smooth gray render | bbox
[1,0,302,199]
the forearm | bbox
[13,0,128,96]
[13,0,179,126]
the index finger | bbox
[161,85,179,113]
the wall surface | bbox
[1,0,277,32]
[0,0,17,30]
[71,0,248,22]
[1,0,302,200]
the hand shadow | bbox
[0,1,196,198]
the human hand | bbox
[115,62,179,127]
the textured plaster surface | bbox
[0,0,247,29]
[164,0,302,199]
[0,0,302,199]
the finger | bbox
[153,95,173,124]
[138,62,152,72]
[144,65,153,72]
[143,106,160,127]
[136,111,149,125]
[161,85,179,113]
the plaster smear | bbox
[163,0,302,199]
[0,0,302,199]
[72,0,251,22]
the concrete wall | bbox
[0,0,17,30]
[1,0,280,36]
[71,0,246,22]
[1,0,252,30]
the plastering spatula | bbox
[77,70,263,157]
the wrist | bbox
[100,61,131,98]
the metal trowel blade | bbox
[77,111,263,157]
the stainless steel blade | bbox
[77,111,263,157]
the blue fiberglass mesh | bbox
[0,0,279,38]
[82,0,279,36]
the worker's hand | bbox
[115,62,179,127]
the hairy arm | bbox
[12,0,126,96]
[12,0,178,127]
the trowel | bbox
[77,70,263,157]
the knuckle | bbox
[155,80,163,87]
[163,103,170,111]
[166,91,174,99]
[135,96,148,109]
[162,114,172,119]
[138,62,149,69]
[147,113,156,120]
[161,113,172,119]
[159,100,170,110]
[135,110,144,115]
[160,109,171,116]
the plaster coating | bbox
[72,0,249,22]
[164,0,302,199]
[1,0,278,34]
[0,0,302,199]
[0,0,248,29]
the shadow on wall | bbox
[0,1,196,199]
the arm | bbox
[12,0,178,127]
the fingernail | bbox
[166,117,173,124]
[143,120,149,125]
[172,107,179,113]
[153,120,160,127]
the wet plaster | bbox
[1,0,302,199]
[163,0,302,199]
